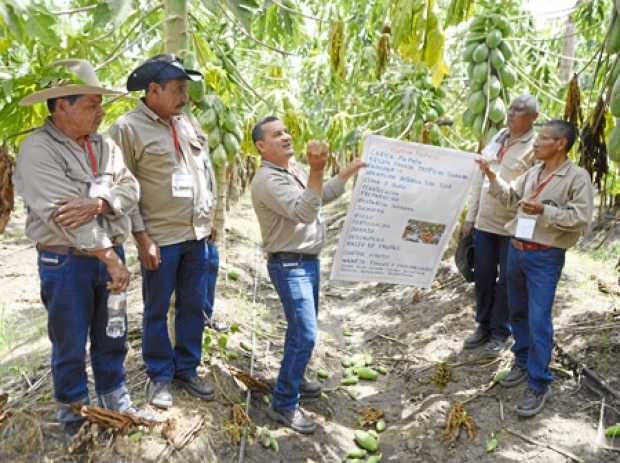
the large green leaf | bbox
[24,10,58,45]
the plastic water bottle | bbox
[106,292,127,338]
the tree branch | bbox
[270,0,322,22]
[214,1,297,57]
[51,4,98,15]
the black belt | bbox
[268,252,318,261]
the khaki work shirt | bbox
[466,128,536,235]
[489,159,594,249]
[108,101,216,247]
[13,119,139,250]
[251,160,345,255]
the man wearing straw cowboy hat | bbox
[109,54,217,409]
[12,59,143,438]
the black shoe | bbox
[464,326,490,349]
[300,378,321,399]
[517,387,550,417]
[483,337,510,356]
[499,365,528,388]
[174,375,214,401]
[146,380,173,409]
[267,406,316,434]
[206,318,229,332]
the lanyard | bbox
[170,119,185,163]
[84,136,97,177]
[530,168,558,200]
[497,139,519,164]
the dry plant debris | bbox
[224,404,256,445]
[228,366,271,394]
[358,407,385,427]
[431,362,453,389]
[77,405,165,432]
[0,144,14,233]
[442,403,476,442]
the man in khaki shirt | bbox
[251,116,365,433]
[12,60,141,437]
[109,54,216,409]
[462,95,538,355]
[478,119,593,417]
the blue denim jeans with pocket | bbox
[507,244,565,393]
[141,239,208,383]
[473,229,511,339]
[38,246,127,423]
[267,256,319,411]
[204,241,219,319]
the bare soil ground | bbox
[1,190,620,463]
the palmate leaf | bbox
[92,0,134,30]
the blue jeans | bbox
[267,256,319,411]
[473,229,510,339]
[507,244,565,393]
[38,247,127,423]
[142,239,208,383]
[204,241,219,319]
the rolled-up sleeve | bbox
[14,139,113,250]
[107,122,146,233]
[255,172,321,224]
[488,172,526,210]
[322,175,345,205]
[96,138,140,217]
[540,173,593,231]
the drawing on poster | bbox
[401,219,446,245]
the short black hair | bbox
[546,119,577,152]
[47,94,83,113]
[252,116,280,145]
[145,80,170,95]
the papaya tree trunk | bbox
[214,165,227,243]
[164,0,188,345]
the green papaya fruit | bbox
[432,100,445,117]
[611,77,620,116]
[499,41,513,61]
[376,419,386,432]
[367,455,383,463]
[205,94,225,117]
[490,49,505,71]
[489,98,506,124]
[472,43,489,63]
[469,16,486,32]
[357,367,379,381]
[607,13,620,54]
[341,376,359,386]
[200,108,218,132]
[211,144,227,169]
[346,448,367,458]
[223,132,240,159]
[606,423,620,437]
[430,124,441,145]
[473,114,486,138]
[354,431,379,452]
[485,30,503,48]
[463,42,479,62]
[494,16,512,37]
[483,76,501,98]
[463,109,476,127]
[472,62,489,84]
[608,124,620,163]
[499,66,516,87]
[222,112,239,133]
[317,369,329,379]
[208,126,221,151]
[187,80,205,103]
[467,91,486,114]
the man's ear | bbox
[255,140,265,155]
[147,81,160,95]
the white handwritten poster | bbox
[330,135,478,288]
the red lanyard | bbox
[84,137,97,177]
[497,139,519,164]
[170,119,184,162]
[530,170,556,200]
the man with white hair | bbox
[461,95,539,355]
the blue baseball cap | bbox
[126,54,203,91]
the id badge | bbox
[515,214,537,240]
[89,177,109,199]
[172,168,193,198]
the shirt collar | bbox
[536,157,572,177]
[261,159,291,172]
[42,118,102,146]
[136,99,177,126]
[507,127,535,144]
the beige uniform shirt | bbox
[466,128,536,235]
[13,119,139,250]
[251,160,345,255]
[108,101,216,247]
[489,159,594,249]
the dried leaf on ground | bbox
[442,403,476,442]
[167,415,205,450]
[224,404,256,445]
[77,405,165,432]
[228,367,271,394]
[358,407,385,427]
[432,362,453,389]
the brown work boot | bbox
[267,406,316,434]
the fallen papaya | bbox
[357,367,379,381]
[354,430,379,452]
[341,376,359,386]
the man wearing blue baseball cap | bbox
[109,54,218,409]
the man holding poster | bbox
[250,116,365,434]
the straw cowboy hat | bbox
[19,59,124,106]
